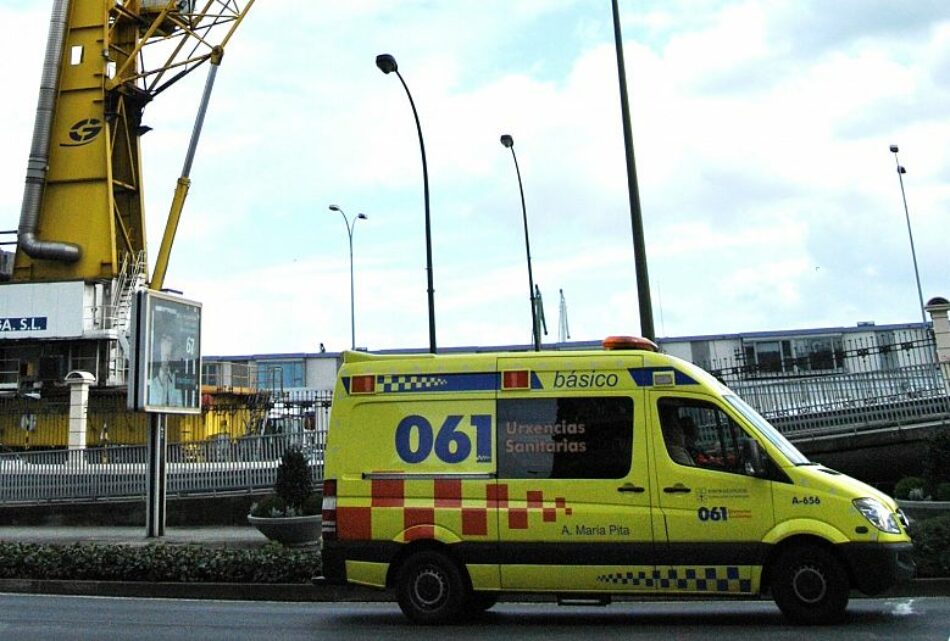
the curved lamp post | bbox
[889,145,927,326]
[329,204,368,350]
[500,134,540,351]
[611,0,655,341]
[376,53,436,353]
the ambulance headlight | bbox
[853,498,901,534]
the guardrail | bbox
[728,364,950,438]
[0,432,324,506]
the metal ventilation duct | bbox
[17,0,81,263]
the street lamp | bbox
[329,204,368,350]
[889,145,927,326]
[500,134,541,351]
[611,0,655,341]
[376,53,437,353]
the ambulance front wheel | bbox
[771,544,849,625]
[395,550,468,624]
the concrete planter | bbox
[897,500,950,524]
[247,514,321,546]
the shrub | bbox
[935,483,950,502]
[894,476,928,500]
[301,492,322,516]
[250,494,287,518]
[923,430,950,488]
[274,448,312,511]
[0,542,320,583]
[910,513,950,578]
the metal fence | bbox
[0,432,324,506]
[702,335,950,438]
[0,388,331,506]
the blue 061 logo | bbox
[395,415,492,464]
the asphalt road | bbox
[0,595,948,641]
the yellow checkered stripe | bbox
[379,375,448,393]
[597,565,753,593]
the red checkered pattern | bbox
[337,478,572,540]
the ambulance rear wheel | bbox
[771,544,849,625]
[396,550,468,624]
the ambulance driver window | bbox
[497,397,633,479]
[658,397,747,475]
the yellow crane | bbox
[0,1,255,445]
[8,0,254,288]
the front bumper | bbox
[840,542,916,595]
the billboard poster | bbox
[129,290,202,414]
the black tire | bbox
[395,551,469,625]
[771,544,850,625]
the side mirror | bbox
[742,439,768,477]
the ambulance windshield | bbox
[724,394,810,466]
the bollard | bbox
[65,370,96,466]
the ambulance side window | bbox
[497,396,633,479]
[658,397,748,475]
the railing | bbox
[704,335,950,438]
[0,432,324,506]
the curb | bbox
[0,579,392,602]
[1,578,946,602]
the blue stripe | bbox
[531,372,544,390]
[628,367,698,386]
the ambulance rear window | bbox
[497,396,633,480]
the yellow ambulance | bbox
[318,337,914,624]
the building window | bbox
[742,336,844,377]
[256,360,305,390]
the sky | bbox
[1,1,948,356]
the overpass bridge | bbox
[723,358,950,489]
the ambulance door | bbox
[648,392,775,595]
[495,357,655,593]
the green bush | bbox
[911,514,950,578]
[895,476,928,500]
[274,448,312,511]
[935,483,950,502]
[301,492,322,516]
[250,494,287,518]
[0,542,320,583]
[923,430,950,488]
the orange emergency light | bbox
[602,335,658,352]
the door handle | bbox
[617,483,646,493]
[663,483,691,494]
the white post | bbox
[925,296,950,394]
[65,370,95,465]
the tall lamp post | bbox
[611,0,655,341]
[329,205,368,350]
[500,134,541,351]
[376,53,437,353]
[889,145,927,326]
